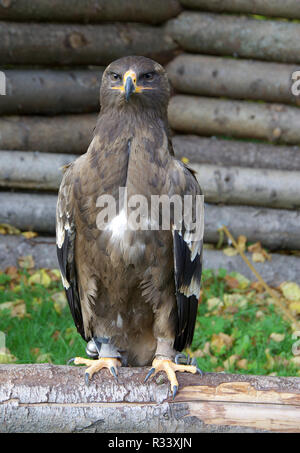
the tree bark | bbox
[0,151,76,191]
[0,69,103,115]
[0,0,181,24]
[1,192,300,251]
[173,135,300,171]
[191,163,300,209]
[180,0,300,20]
[168,95,300,145]
[0,115,96,153]
[1,235,300,285]
[167,54,300,105]
[0,364,300,433]
[167,12,300,63]
[0,22,177,65]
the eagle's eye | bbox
[110,72,121,82]
[141,72,155,81]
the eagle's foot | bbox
[68,356,121,385]
[144,357,200,399]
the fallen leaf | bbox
[51,291,68,314]
[181,157,189,164]
[223,247,238,257]
[207,297,223,311]
[211,332,234,354]
[0,299,27,318]
[291,357,300,368]
[237,235,247,252]
[0,223,21,235]
[22,231,38,239]
[269,333,285,342]
[36,353,52,363]
[28,269,51,288]
[18,255,35,269]
[0,350,17,363]
[224,275,239,289]
[280,282,300,301]
[252,252,266,263]
[230,272,250,290]
[223,354,239,370]
[289,302,300,314]
[236,359,248,370]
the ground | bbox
[0,259,299,377]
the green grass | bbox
[0,267,299,376]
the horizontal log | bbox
[167,12,300,63]
[173,135,300,171]
[0,151,76,191]
[167,55,300,105]
[1,235,300,285]
[0,0,181,24]
[180,0,300,19]
[0,192,56,233]
[0,115,96,153]
[168,95,300,145]
[1,192,300,251]
[1,365,300,433]
[0,22,177,65]
[0,69,103,115]
[192,163,300,209]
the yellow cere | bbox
[111,69,153,93]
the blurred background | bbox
[0,0,300,375]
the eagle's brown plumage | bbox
[56,56,203,391]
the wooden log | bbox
[173,135,300,171]
[0,69,103,115]
[0,22,177,65]
[0,115,96,153]
[192,163,300,209]
[168,95,300,145]
[0,0,181,24]
[0,151,76,191]
[1,193,300,251]
[167,12,300,63]
[204,204,300,251]
[0,192,57,233]
[180,0,300,20]
[167,55,300,106]
[1,364,300,432]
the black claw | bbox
[85,372,90,386]
[196,367,204,377]
[110,366,118,381]
[172,385,178,400]
[67,357,75,365]
[144,367,155,383]
[175,353,187,365]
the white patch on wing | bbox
[61,274,70,290]
[117,313,123,328]
[179,276,200,299]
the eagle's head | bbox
[100,56,170,114]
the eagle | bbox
[56,56,204,397]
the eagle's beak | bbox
[123,70,137,102]
[124,75,136,102]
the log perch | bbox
[1,364,300,433]
[167,12,300,63]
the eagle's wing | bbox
[172,161,204,352]
[56,163,86,341]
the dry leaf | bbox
[0,299,27,318]
[236,359,248,370]
[18,255,35,269]
[223,247,238,257]
[51,291,67,314]
[280,282,300,301]
[211,332,234,354]
[237,235,247,252]
[252,252,266,263]
[291,357,300,368]
[230,272,250,290]
[0,349,17,363]
[269,333,285,342]
[36,353,52,363]
[28,269,51,288]
[223,354,239,370]
[225,275,239,289]
[248,242,263,253]
[22,231,38,239]
[0,223,21,235]
[289,302,300,314]
[207,297,223,311]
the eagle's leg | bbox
[68,337,122,385]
